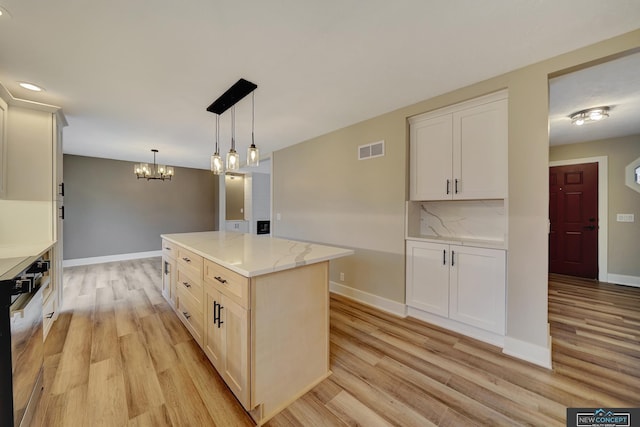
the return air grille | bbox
[358,140,385,160]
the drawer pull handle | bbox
[182,281,191,288]
[164,247,172,251]
[451,251,455,266]
[454,179,459,194]
[214,276,227,284]
[182,257,191,263]
[183,311,191,319]
[46,312,55,319]
[446,179,450,195]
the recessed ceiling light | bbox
[19,82,45,92]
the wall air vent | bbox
[358,140,385,160]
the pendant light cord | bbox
[215,115,220,154]
[231,106,236,151]
[252,91,255,146]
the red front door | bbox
[549,162,598,278]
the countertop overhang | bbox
[161,231,354,277]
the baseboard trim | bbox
[606,273,640,288]
[503,335,552,369]
[407,306,505,348]
[329,281,407,317]
[63,250,162,267]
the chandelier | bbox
[207,78,260,175]
[134,149,174,181]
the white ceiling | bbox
[549,52,640,146]
[1,1,639,169]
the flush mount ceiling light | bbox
[570,106,610,126]
[207,78,259,174]
[134,149,174,181]
[18,82,44,92]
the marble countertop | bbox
[161,231,354,277]
[0,241,55,280]
[406,235,507,250]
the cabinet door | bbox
[220,294,250,408]
[449,245,505,334]
[452,99,508,199]
[203,288,223,371]
[406,241,449,317]
[410,114,453,200]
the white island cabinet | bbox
[161,231,353,426]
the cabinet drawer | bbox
[162,239,178,260]
[177,285,204,345]
[177,246,203,279]
[204,260,249,309]
[177,269,203,305]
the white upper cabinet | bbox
[409,91,508,201]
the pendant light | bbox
[226,106,240,170]
[247,91,259,167]
[210,115,224,175]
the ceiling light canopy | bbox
[207,78,260,175]
[134,149,174,181]
[0,6,11,18]
[570,106,610,126]
[19,82,44,92]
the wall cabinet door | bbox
[406,240,449,317]
[453,99,508,200]
[204,287,250,408]
[449,245,506,334]
[410,114,452,200]
[409,93,507,201]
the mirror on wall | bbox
[225,173,245,220]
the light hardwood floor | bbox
[32,259,640,426]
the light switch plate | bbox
[616,213,635,222]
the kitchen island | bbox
[160,231,353,425]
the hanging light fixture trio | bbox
[207,78,259,175]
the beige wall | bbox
[550,134,640,278]
[272,29,640,356]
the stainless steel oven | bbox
[1,258,47,427]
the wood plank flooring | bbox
[32,260,640,426]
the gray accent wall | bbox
[63,155,218,260]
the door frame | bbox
[549,156,608,282]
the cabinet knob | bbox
[183,311,191,319]
[182,281,191,288]
[214,276,228,284]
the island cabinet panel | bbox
[161,256,176,307]
[250,262,330,424]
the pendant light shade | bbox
[226,106,240,170]
[211,115,224,175]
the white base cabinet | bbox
[406,240,506,339]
